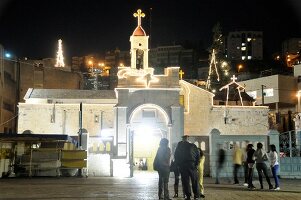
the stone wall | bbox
[18,103,115,136]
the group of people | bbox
[244,142,280,190]
[153,135,205,200]
[153,136,281,200]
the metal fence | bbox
[279,130,300,157]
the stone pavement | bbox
[0,171,300,200]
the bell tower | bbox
[130,9,149,70]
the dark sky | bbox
[0,0,301,60]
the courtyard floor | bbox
[0,171,300,199]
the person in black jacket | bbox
[215,144,225,184]
[154,138,171,200]
[246,144,256,189]
[174,135,200,200]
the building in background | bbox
[0,44,18,133]
[149,45,199,79]
[226,31,263,61]
[282,38,301,67]
[18,58,83,103]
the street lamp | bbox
[238,64,243,72]
[88,60,94,72]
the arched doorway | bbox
[128,104,170,176]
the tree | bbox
[206,23,231,92]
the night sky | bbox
[0,0,300,61]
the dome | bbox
[132,26,146,36]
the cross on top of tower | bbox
[231,75,237,82]
[133,9,145,26]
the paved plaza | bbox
[0,172,300,200]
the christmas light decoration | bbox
[206,23,231,91]
[206,49,220,90]
[117,67,159,88]
[219,75,245,106]
[55,39,65,67]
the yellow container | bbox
[61,150,87,160]
[61,160,87,168]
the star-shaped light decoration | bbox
[136,73,159,88]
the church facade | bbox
[17,9,269,177]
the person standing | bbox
[154,138,171,200]
[269,144,280,190]
[215,144,225,184]
[246,144,256,189]
[253,142,273,190]
[232,144,243,184]
[170,159,180,198]
[243,144,249,186]
[174,135,200,200]
[197,148,205,198]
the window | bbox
[179,95,184,106]
[264,88,274,97]
[247,91,257,99]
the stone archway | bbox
[128,104,170,175]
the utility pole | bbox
[78,102,83,177]
[261,85,266,105]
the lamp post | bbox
[261,85,266,105]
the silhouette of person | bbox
[174,135,200,200]
[215,144,225,184]
[154,138,171,200]
[197,148,205,198]
[253,142,273,190]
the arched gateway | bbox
[129,104,170,175]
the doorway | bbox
[133,129,162,172]
[129,104,170,176]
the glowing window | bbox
[242,43,246,46]
[247,56,252,60]
[241,47,246,51]
[242,56,246,60]
[247,38,252,42]
[264,88,274,97]
[179,95,184,106]
[247,91,257,99]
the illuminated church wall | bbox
[180,80,269,136]
[18,103,115,136]
[180,81,214,136]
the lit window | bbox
[241,47,246,51]
[247,38,252,42]
[247,91,257,99]
[247,56,252,60]
[237,46,240,50]
[263,88,274,97]
[242,43,246,46]
[179,95,184,106]
[242,56,246,60]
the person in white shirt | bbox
[269,144,280,190]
